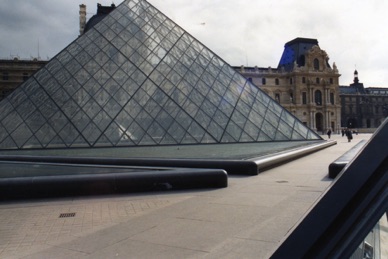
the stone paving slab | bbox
[0,195,191,258]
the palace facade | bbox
[235,38,341,134]
[0,58,47,101]
[339,70,388,132]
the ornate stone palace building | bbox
[339,70,388,132]
[0,58,47,101]
[234,38,341,134]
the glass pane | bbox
[144,99,161,118]
[103,98,121,118]
[277,120,293,140]
[126,120,146,144]
[225,121,242,141]
[113,88,130,106]
[231,109,247,129]
[58,123,80,145]
[243,120,260,140]
[73,88,92,107]
[49,110,70,133]
[25,110,46,133]
[213,109,229,128]
[75,50,91,66]
[248,110,264,126]
[93,69,110,85]
[201,99,217,117]
[74,68,91,85]
[187,122,205,142]
[261,120,276,139]
[35,124,57,147]
[2,111,22,133]
[37,97,57,121]
[15,98,35,120]
[195,109,211,129]
[56,50,73,66]
[54,69,71,85]
[45,58,62,75]
[72,110,92,132]
[82,122,102,146]
[63,78,82,97]
[124,99,142,118]
[11,124,33,148]
[92,110,112,132]
[104,122,125,145]
[146,121,165,144]
[82,99,102,119]
[93,88,111,107]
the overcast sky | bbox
[1,0,387,87]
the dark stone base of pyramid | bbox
[0,155,260,175]
[0,140,336,200]
[0,167,227,200]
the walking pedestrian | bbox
[327,128,332,139]
[345,128,353,142]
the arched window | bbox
[314,58,320,70]
[316,77,320,84]
[262,78,266,85]
[302,77,306,84]
[315,90,322,105]
[275,78,279,85]
[290,78,293,85]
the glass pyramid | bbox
[0,0,320,150]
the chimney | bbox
[79,4,86,36]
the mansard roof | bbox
[278,37,320,72]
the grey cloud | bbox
[1,0,388,86]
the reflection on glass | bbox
[350,213,387,259]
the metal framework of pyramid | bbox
[0,0,320,150]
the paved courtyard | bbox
[0,133,384,258]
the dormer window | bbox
[299,55,305,66]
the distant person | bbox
[341,129,345,137]
[327,129,332,139]
[346,128,353,142]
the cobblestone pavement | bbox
[0,195,190,257]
